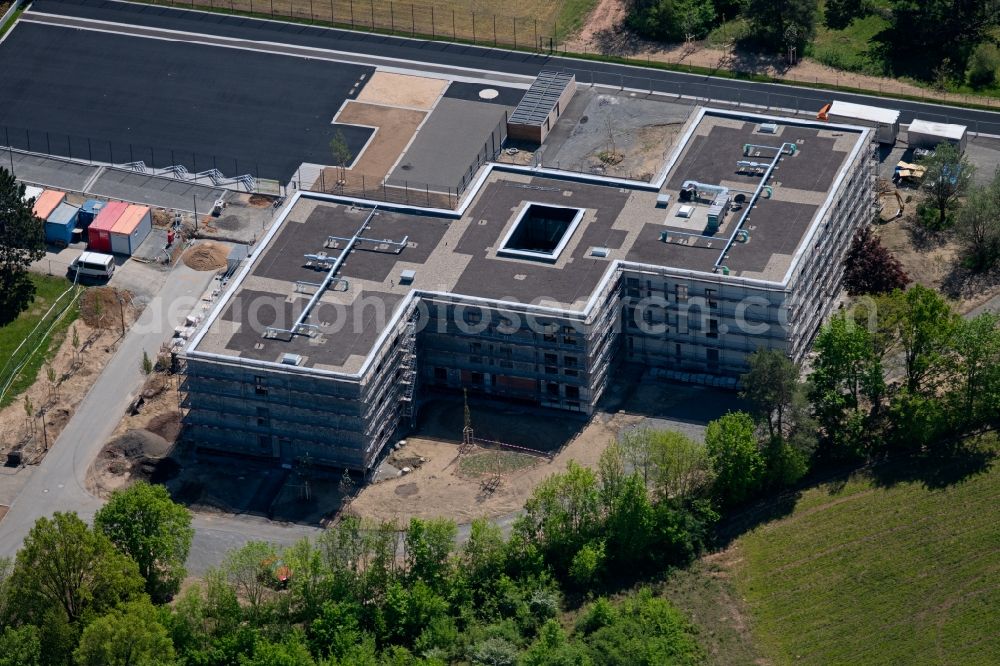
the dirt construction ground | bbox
[355,72,446,110]
[349,398,639,524]
[318,102,427,191]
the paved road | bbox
[27,0,1000,135]
[0,261,318,571]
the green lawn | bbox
[0,274,80,409]
[810,6,890,76]
[458,449,541,476]
[730,444,999,665]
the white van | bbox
[69,252,115,281]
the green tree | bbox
[824,0,866,30]
[648,431,712,501]
[578,589,701,666]
[73,599,175,666]
[569,541,606,588]
[0,167,46,325]
[955,170,1000,271]
[240,631,315,666]
[884,0,1000,79]
[880,285,958,394]
[740,348,800,440]
[808,313,885,460]
[948,313,1000,431]
[967,42,1000,87]
[222,541,276,618]
[468,637,519,666]
[405,518,457,593]
[919,142,973,229]
[459,519,507,603]
[329,130,354,184]
[94,481,194,601]
[744,0,817,51]
[0,625,41,666]
[515,462,602,577]
[704,412,763,508]
[8,512,144,625]
[625,0,715,43]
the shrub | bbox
[967,42,1000,87]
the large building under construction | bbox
[181,108,875,471]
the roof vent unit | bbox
[677,205,694,218]
[399,269,416,285]
[281,353,303,366]
[590,246,609,258]
[759,123,778,134]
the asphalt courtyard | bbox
[27,0,1000,135]
[0,21,375,181]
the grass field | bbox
[729,443,999,665]
[162,0,593,46]
[458,449,541,476]
[810,2,890,76]
[0,274,79,409]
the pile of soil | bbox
[151,209,173,228]
[80,288,130,329]
[147,411,183,443]
[182,242,229,271]
[105,429,172,460]
[248,194,275,207]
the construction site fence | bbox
[1,124,266,190]
[301,115,508,209]
[0,282,81,408]
[135,0,567,51]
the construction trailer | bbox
[32,190,66,221]
[110,205,152,256]
[87,201,128,254]
[181,108,875,473]
[506,70,576,144]
[78,199,107,227]
[44,202,79,247]
[820,100,899,145]
[21,185,44,204]
[907,119,968,153]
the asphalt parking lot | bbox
[0,21,375,182]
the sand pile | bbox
[105,429,172,460]
[183,242,229,271]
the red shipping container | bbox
[87,201,128,254]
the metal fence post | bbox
[371,0,375,29]
[390,0,394,32]
[411,3,415,35]
[452,9,456,40]
[513,18,516,48]
[493,14,496,45]
[431,6,434,38]
[473,12,476,43]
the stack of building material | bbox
[44,202,80,247]
[87,201,128,253]
[110,205,152,256]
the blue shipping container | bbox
[45,203,80,247]
[78,199,106,227]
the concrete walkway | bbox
[0,261,320,570]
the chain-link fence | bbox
[139,0,564,50]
